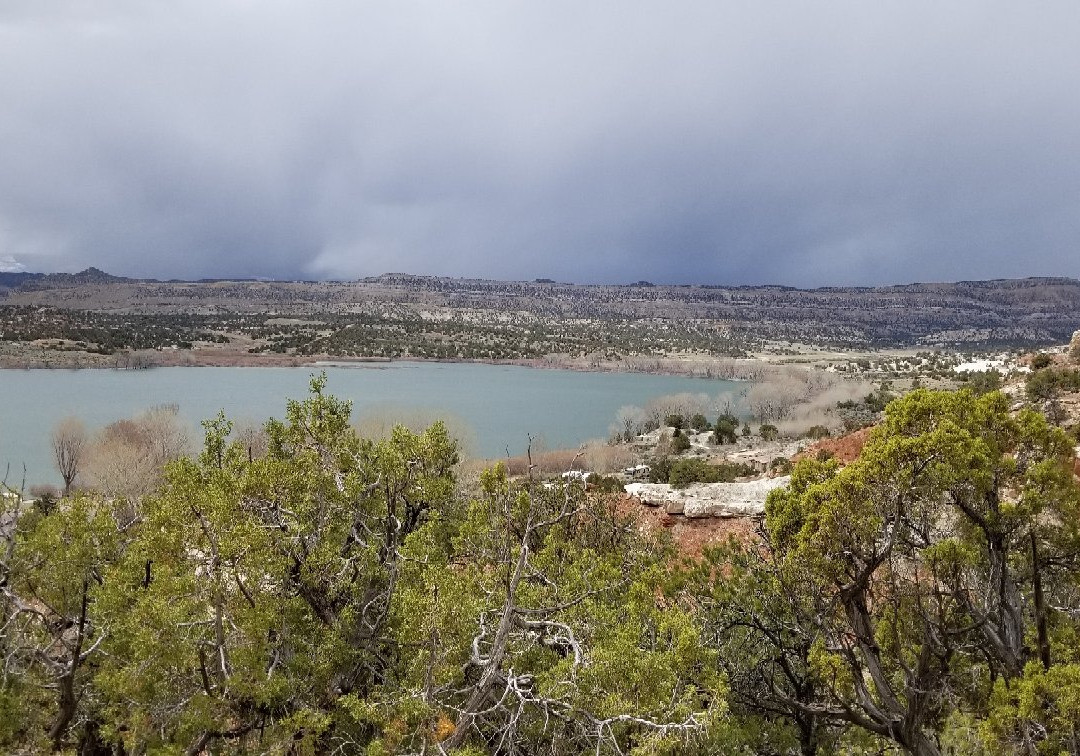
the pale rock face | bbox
[1069,330,1080,363]
[624,477,791,518]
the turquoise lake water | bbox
[0,362,741,487]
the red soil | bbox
[795,426,874,465]
[614,494,759,560]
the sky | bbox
[1,1,1078,287]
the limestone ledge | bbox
[624,477,790,518]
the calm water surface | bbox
[0,363,740,486]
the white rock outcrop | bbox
[624,476,790,518]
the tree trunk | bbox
[1031,532,1051,670]
[49,674,78,752]
[987,535,1025,677]
[77,718,120,756]
[798,720,819,756]
[50,580,89,750]
[904,729,942,756]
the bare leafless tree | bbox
[52,416,87,495]
[230,418,269,463]
[84,404,190,502]
[613,404,649,442]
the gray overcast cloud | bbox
[1,1,1078,286]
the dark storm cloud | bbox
[1,1,1078,286]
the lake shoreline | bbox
[0,347,758,380]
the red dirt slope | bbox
[614,494,758,559]
[795,426,874,465]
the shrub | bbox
[668,458,712,488]
[589,475,624,494]
[805,425,831,440]
[27,485,60,515]
[759,424,779,441]
[863,389,895,413]
[647,456,672,483]
[1026,368,1080,402]
[689,413,710,432]
[671,433,691,453]
[770,456,793,474]
[1031,353,1053,370]
[668,459,758,488]
[713,415,739,445]
[959,370,1002,395]
[665,414,685,430]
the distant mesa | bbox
[66,266,129,284]
[3,267,1080,350]
[0,271,43,290]
[4,267,1080,293]
[12,266,133,290]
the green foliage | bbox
[769,456,792,474]
[758,423,779,441]
[405,464,722,752]
[667,459,757,489]
[980,662,1080,754]
[957,368,1002,395]
[864,386,895,412]
[837,387,895,415]
[652,451,756,488]
[671,431,691,453]
[689,413,710,431]
[731,389,1080,754]
[668,459,711,488]
[9,381,1080,754]
[1,495,125,750]
[88,376,462,752]
[1026,365,1080,401]
[589,474,625,494]
[665,413,685,430]
[0,379,721,753]
[30,487,59,515]
[712,414,739,445]
[1031,352,1053,370]
[648,456,673,483]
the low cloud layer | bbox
[2,1,1078,286]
